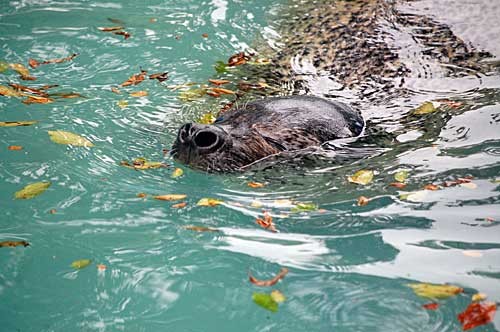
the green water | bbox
[1,0,500,331]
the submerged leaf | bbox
[0,240,29,248]
[15,181,51,199]
[413,101,441,115]
[117,100,128,109]
[0,121,37,127]
[389,182,407,189]
[198,112,216,125]
[249,268,288,287]
[172,202,187,209]
[48,130,94,147]
[0,60,9,72]
[129,90,148,97]
[149,72,169,82]
[348,170,374,185]
[153,194,187,201]
[71,259,91,269]
[270,290,286,303]
[214,61,228,74]
[120,158,165,170]
[171,168,184,178]
[8,145,23,151]
[394,170,409,183]
[422,303,439,310]
[208,79,230,86]
[407,283,463,299]
[184,225,219,232]
[290,202,318,213]
[197,198,223,207]
[178,88,207,101]
[227,52,250,67]
[252,293,278,312]
[248,181,264,188]
[458,302,496,331]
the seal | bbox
[171,96,364,172]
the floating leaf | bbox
[458,302,496,331]
[71,259,91,269]
[423,184,440,191]
[407,283,463,299]
[214,61,228,74]
[202,33,208,38]
[153,194,187,201]
[255,211,277,232]
[184,225,219,232]
[400,190,428,202]
[8,83,48,96]
[252,293,278,312]
[172,202,187,209]
[28,58,39,68]
[137,192,147,198]
[0,121,37,127]
[9,63,31,79]
[178,88,206,101]
[197,198,223,207]
[248,58,271,65]
[23,96,54,104]
[209,87,235,95]
[270,290,286,303]
[0,60,9,72]
[422,303,439,310]
[48,130,94,147]
[111,87,121,94]
[248,181,264,188]
[413,101,441,115]
[0,85,24,97]
[31,53,78,67]
[121,70,147,87]
[249,268,288,287]
[227,52,250,67]
[0,240,29,248]
[394,170,409,183]
[460,182,478,190]
[113,31,131,39]
[250,200,263,208]
[50,92,83,99]
[208,79,230,86]
[120,158,165,170]
[15,181,51,199]
[99,26,124,32]
[291,202,318,213]
[348,170,374,185]
[8,145,23,151]
[149,72,168,82]
[357,196,369,206]
[117,100,128,109]
[472,293,487,302]
[198,112,216,125]
[389,182,407,189]
[171,168,183,178]
[97,264,106,271]
[462,250,482,258]
[130,90,148,97]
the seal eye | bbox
[194,131,219,149]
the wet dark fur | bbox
[171,96,364,172]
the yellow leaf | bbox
[48,130,94,147]
[472,293,487,302]
[153,194,187,201]
[250,200,263,208]
[198,112,216,125]
[248,181,265,188]
[130,90,148,97]
[412,101,441,115]
[171,168,184,178]
[178,88,206,101]
[120,158,164,170]
[15,181,51,199]
[394,170,409,183]
[0,85,24,97]
[71,259,91,269]
[407,283,463,299]
[348,170,374,185]
[270,290,286,303]
[117,100,128,109]
[0,121,37,127]
[197,198,223,207]
[9,63,30,78]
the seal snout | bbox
[175,123,226,154]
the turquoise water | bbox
[1,0,500,331]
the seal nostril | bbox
[194,131,218,148]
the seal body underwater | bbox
[171,96,364,172]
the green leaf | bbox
[394,170,409,183]
[214,61,228,74]
[71,259,92,269]
[15,181,51,199]
[348,170,374,185]
[412,101,440,115]
[0,121,37,127]
[198,112,216,124]
[0,60,9,73]
[48,130,94,147]
[252,293,279,312]
[291,202,318,213]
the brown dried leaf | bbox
[357,196,370,206]
[249,267,289,287]
[99,26,124,32]
[22,96,54,104]
[129,90,148,97]
[149,72,169,82]
[8,145,23,151]
[172,202,187,209]
[389,182,407,189]
[208,79,230,86]
[209,87,236,95]
[28,58,40,68]
[121,70,147,87]
[113,31,131,39]
[0,240,30,248]
[111,87,121,94]
[8,83,48,97]
[227,52,250,67]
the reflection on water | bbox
[0,0,499,331]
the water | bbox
[1,0,499,331]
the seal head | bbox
[171,96,364,172]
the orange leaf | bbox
[357,196,369,206]
[227,52,250,67]
[111,87,121,94]
[121,70,147,87]
[22,96,54,104]
[423,184,440,191]
[209,87,236,95]
[423,303,439,310]
[153,194,187,201]
[49,209,57,214]
[255,212,277,232]
[8,83,48,97]
[8,145,23,151]
[172,202,187,209]
[389,182,407,189]
[130,90,148,97]
[458,302,496,331]
[208,79,230,86]
[202,33,208,38]
[206,90,221,98]
[0,240,29,248]
[248,181,264,188]
[28,58,40,68]
[97,264,107,271]
[137,193,147,198]
[248,267,289,287]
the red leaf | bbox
[458,302,496,330]
[423,302,439,310]
[249,268,288,287]
[256,211,277,232]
